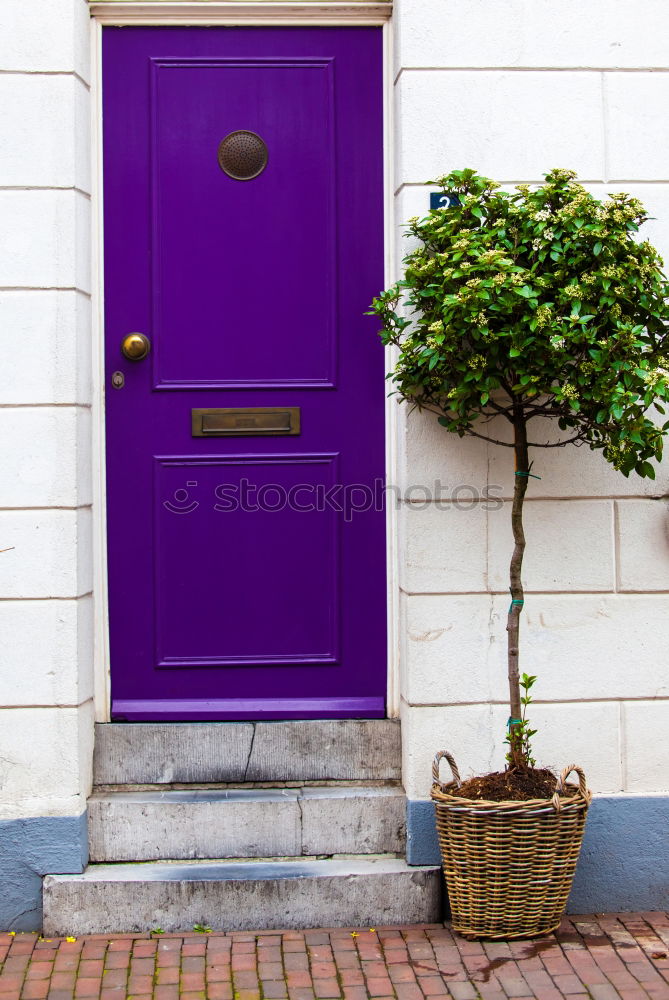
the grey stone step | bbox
[88,786,406,862]
[93,720,401,785]
[43,857,441,935]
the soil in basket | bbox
[455,767,566,802]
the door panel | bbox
[154,454,339,668]
[103,27,386,720]
[151,56,337,389]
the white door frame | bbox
[89,0,399,722]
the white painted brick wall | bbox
[394,0,669,72]
[396,71,605,185]
[0,0,92,821]
[0,408,91,508]
[487,500,616,593]
[0,0,90,78]
[402,702,499,800]
[0,292,92,405]
[397,404,490,492]
[394,0,669,801]
[402,594,669,708]
[403,699,624,800]
[0,598,94,707]
[401,504,488,593]
[623,702,669,792]
[606,74,669,181]
[616,501,669,591]
[0,74,90,189]
[401,594,499,706]
[493,595,669,704]
[529,702,623,793]
[0,703,95,822]
[0,510,92,599]
[0,191,91,291]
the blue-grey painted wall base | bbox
[406,800,440,867]
[406,796,669,912]
[3,799,667,931]
[0,813,88,931]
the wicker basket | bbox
[431,751,591,940]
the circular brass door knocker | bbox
[120,332,151,361]
[218,130,268,181]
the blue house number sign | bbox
[430,191,460,210]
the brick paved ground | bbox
[1,913,668,1000]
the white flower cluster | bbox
[536,305,553,328]
[645,367,669,387]
[480,249,507,263]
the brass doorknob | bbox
[120,332,151,361]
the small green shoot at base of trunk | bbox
[505,673,538,768]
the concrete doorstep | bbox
[42,858,441,936]
[87,786,407,861]
[93,720,402,785]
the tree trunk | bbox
[507,405,529,769]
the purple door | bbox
[103,27,386,720]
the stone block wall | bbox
[394,0,669,909]
[0,0,93,929]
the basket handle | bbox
[432,750,461,789]
[552,763,590,812]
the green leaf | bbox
[593,241,602,255]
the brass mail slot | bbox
[191,407,301,437]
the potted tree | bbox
[371,168,669,938]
